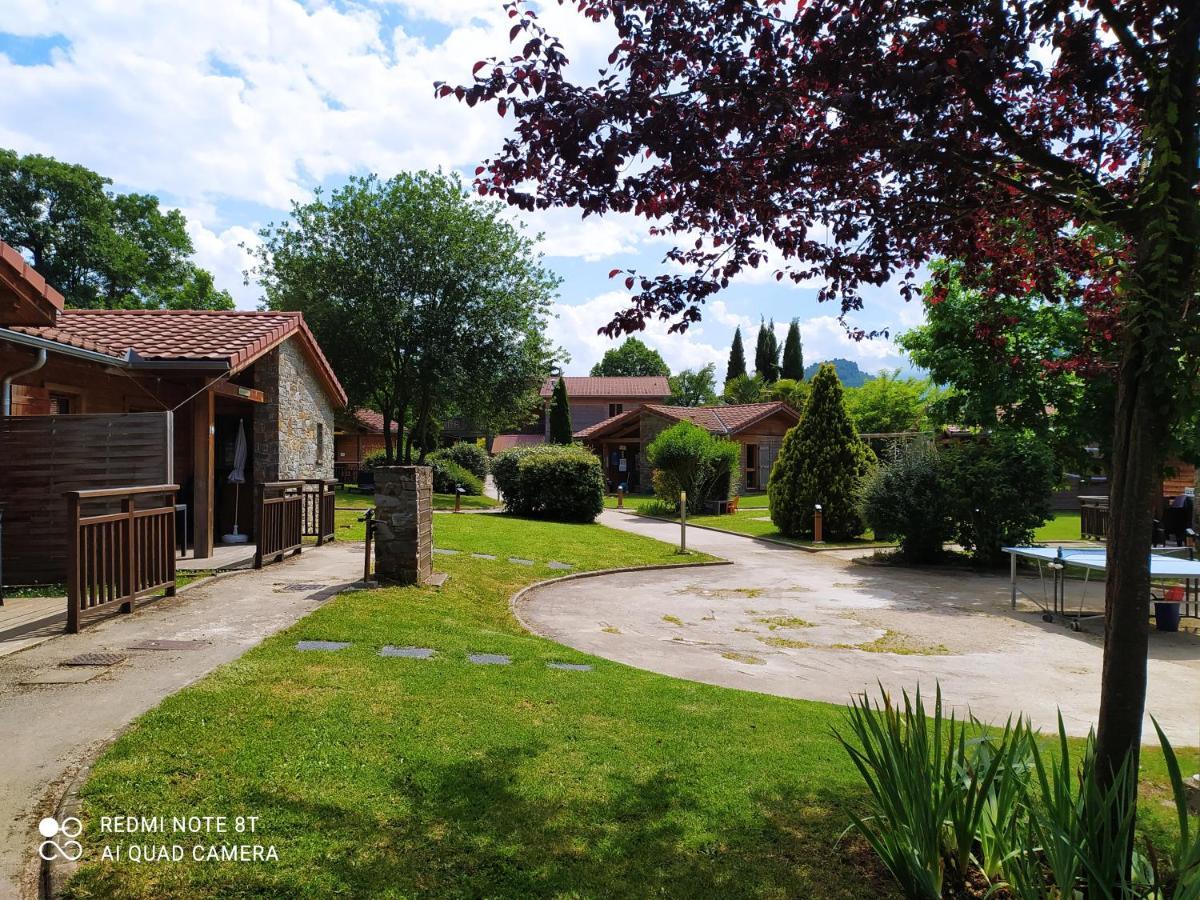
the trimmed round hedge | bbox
[492,444,604,522]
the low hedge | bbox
[429,458,484,495]
[491,444,604,522]
[430,442,490,479]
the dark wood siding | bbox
[0,412,173,583]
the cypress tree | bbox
[764,318,780,382]
[755,318,780,383]
[781,319,804,380]
[726,327,747,382]
[768,363,874,540]
[548,376,574,444]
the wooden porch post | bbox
[192,388,215,559]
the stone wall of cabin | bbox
[254,339,335,482]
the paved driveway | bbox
[0,542,364,899]
[518,512,1200,745]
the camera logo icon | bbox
[38,817,83,862]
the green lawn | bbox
[62,513,1195,899]
[65,514,892,899]
[1034,511,1083,543]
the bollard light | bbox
[617,486,625,509]
[454,484,465,514]
[813,503,824,544]
[680,490,688,553]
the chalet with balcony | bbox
[0,241,347,607]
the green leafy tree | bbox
[0,149,232,310]
[766,378,808,413]
[725,326,747,382]
[899,260,1108,468]
[251,170,560,462]
[667,363,717,406]
[589,337,669,377]
[646,421,740,514]
[754,318,780,382]
[769,363,874,540]
[843,371,944,435]
[941,432,1059,566]
[781,319,804,380]
[721,374,766,405]
[548,376,573,444]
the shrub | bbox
[428,458,483,496]
[646,421,740,515]
[860,439,952,562]
[838,685,1200,898]
[769,363,874,541]
[430,442,489,479]
[361,449,390,471]
[940,430,1058,566]
[491,445,531,505]
[493,444,604,521]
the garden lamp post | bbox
[813,504,823,544]
[454,485,465,514]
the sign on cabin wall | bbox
[0,411,174,584]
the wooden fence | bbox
[254,481,303,568]
[302,479,336,545]
[66,484,178,633]
[1080,495,1109,539]
[0,412,173,584]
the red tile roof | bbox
[13,309,347,406]
[539,375,670,399]
[491,433,545,452]
[0,240,64,326]
[575,401,800,439]
[350,408,400,433]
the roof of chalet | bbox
[539,375,670,399]
[0,240,64,326]
[492,433,545,452]
[575,401,800,440]
[348,408,400,433]
[12,309,347,407]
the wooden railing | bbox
[303,479,337,545]
[1080,495,1110,539]
[334,462,360,485]
[254,481,303,568]
[66,484,179,633]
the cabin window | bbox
[609,403,624,417]
[49,391,78,415]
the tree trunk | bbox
[1094,351,1164,786]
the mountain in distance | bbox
[802,357,870,387]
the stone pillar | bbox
[373,466,433,585]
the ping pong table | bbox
[1004,545,1200,631]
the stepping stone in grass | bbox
[380,646,436,659]
[433,547,459,555]
[547,662,593,672]
[468,653,511,666]
[296,641,350,652]
[471,552,497,560]
[547,561,574,570]
[508,557,534,566]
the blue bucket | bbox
[1154,601,1182,633]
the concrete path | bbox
[0,541,363,899]
[518,511,1200,746]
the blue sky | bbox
[0,1,923,377]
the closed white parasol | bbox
[222,418,249,544]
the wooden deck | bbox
[0,596,66,658]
